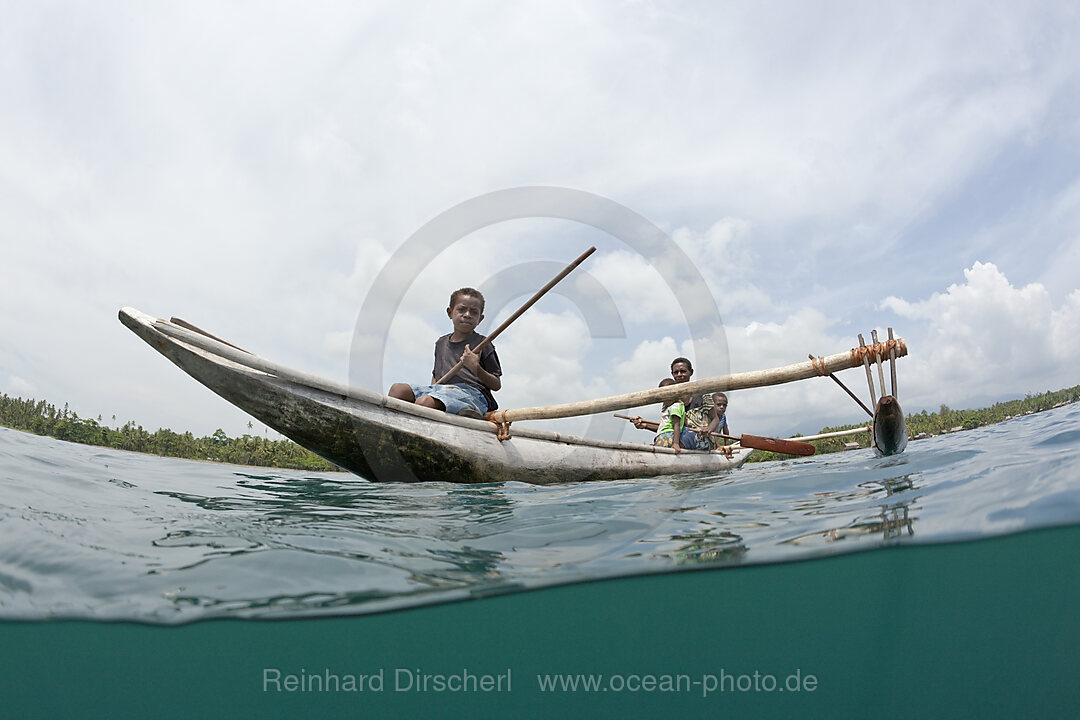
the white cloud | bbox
[1036,178,1080,299]
[334,240,395,305]
[669,218,772,320]
[708,310,868,437]
[5,376,37,398]
[588,251,682,325]
[731,309,840,372]
[881,262,1080,406]
[672,218,751,268]
[383,314,444,385]
[611,337,682,399]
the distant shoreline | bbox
[0,394,339,472]
[747,385,1080,462]
[0,423,351,474]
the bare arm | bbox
[702,407,720,435]
[633,417,660,432]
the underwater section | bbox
[2,524,1077,718]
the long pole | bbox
[494,337,907,423]
[888,327,898,397]
[810,353,874,417]
[859,333,877,408]
[872,329,887,400]
[436,246,596,384]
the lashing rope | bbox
[485,410,513,441]
[849,338,906,367]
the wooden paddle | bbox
[436,246,596,385]
[613,413,816,456]
[717,433,815,456]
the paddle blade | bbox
[739,434,816,456]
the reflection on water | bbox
[149,473,519,613]
[783,474,919,548]
[671,529,748,566]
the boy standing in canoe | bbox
[388,287,502,419]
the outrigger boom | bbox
[487,338,908,424]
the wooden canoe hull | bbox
[119,308,753,484]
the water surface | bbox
[2,403,1079,624]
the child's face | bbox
[447,295,485,335]
[714,396,728,413]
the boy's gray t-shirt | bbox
[432,332,503,411]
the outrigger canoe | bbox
[119,308,756,483]
[120,308,908,483]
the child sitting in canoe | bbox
[644,379,712,452]
[388,287,502,419]
[712,392,731,445]
[671,356,729,449]
[625,384,725,451]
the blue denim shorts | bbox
[410,383,488,416]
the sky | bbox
[2,0,1079,443]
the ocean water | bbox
[2,403,1079,717]
[3,404,1080,624]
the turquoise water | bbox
[2,403,1079,717]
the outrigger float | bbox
[119,307,909,484]
[812,328,909,457]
